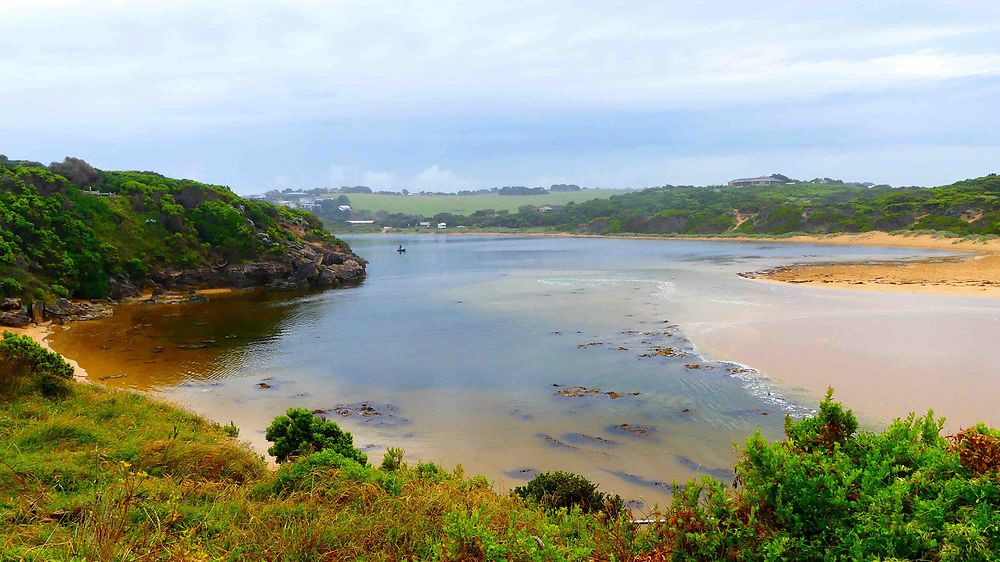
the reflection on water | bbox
[48,235,960,509]
[48,291,309,390]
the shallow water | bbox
[50,235,983,509]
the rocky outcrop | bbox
[43,299,114,324]
[0,298,31,327]
[0,242,366,328]
[0,297,113,327]
[150,242,366,292]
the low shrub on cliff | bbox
[648,389,1000,561]
[264,407,368,465]
[0,331,74,397]
[514,471,624,517]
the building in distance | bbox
[728,176,786,187]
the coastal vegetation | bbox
[3,335,998,560]
[331,174,1000,238]
[0,156,353,303]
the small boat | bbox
[397,245,406,253]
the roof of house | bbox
[730,176,781,183]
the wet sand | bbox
[3,323,90,381]
[677,283,1000,432]
[413,230,1000,297]
[751,254,1000,297]
[411,229,1000,252]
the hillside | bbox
[328,189,632,217]
[2,334,998,560]
[551,175,1000,236]
[0,156,365,326]
[338,175,1000,236]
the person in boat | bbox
[397,245,405,252]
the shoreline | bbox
[743,255,1000,298]
[4,323,90,382]
[358,229,1000,296]
[350,228,1000,252]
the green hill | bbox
[332,189,632,216]
[356,175,1000,236]
[0,156,364,315]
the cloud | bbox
[3,1,1000,130]
[413,165,468,191]
[361,171,396,188]
[328,164,357,185]
[3,1,1000,189]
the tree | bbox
[513,471,622,515]
[264,408,367,464]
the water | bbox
[49,235,962,509]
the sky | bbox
[2,0,1000,194]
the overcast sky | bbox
[3,1,1000,193]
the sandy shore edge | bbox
[1,288,249,382]
[3,323,90,381]
[386,230,1000,296]
[371,228,999,251]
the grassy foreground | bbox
[2,332,1000,560]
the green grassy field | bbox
[327,189,632,215]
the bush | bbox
[123,257,148,279]
[381,446,404,471]
[514,471,623,516]
[653,390,1000,560]
[264,407,367,465]
[0,277,22,298]
[49,284,69,298]
[0,331,74,398]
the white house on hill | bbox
[728,176,784,187]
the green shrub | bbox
[514,471,623,516]
[264,407,367,465]
[49,283,69,298]
[220,421,240,438]
[654,390,1000,560]
[381,446,404,471]
[0,331,74,398]
[123,257,148,279]
[0,277,21,298]
[416,460,449,482]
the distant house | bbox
[437,222,447,229]
[418,221,431,227]
[728,176,784,187]
[276,200,294,207]
[337,205,352,211]
[346,220,375,225]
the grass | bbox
[0,374,642,560]
[3,334,999,560]
[330,190,632,215]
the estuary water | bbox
[50,235,999,508]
